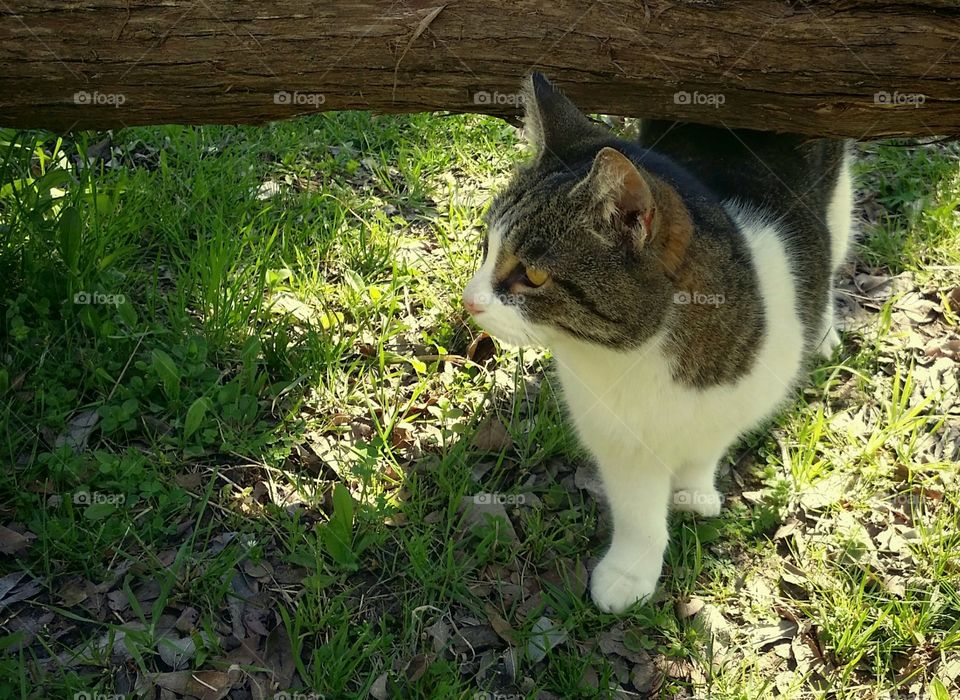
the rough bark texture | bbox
[1,1,959,137]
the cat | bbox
[462,73,855,613]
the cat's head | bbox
[463,73,693,350]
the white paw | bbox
[590,554,661,613]
[672,488,723,517]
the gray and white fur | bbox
[463,74,854,612]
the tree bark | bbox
[1,1,959,138]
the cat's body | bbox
[463,74,855,613]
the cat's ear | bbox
[581,147,659,251]
[521,72,603,157]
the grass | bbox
[0,115,958,699]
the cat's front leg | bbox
[590,453,671,613]
[815,301,842,358]
[671,455,724,517]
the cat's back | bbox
[638,121,853,351]
[637,121,846,218]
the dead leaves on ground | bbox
[1,528,311,699]
[704,261,960,695]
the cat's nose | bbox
[462,292,484,315]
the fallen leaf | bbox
[175,607,199,633]
[691,604,734,652]
[573,463,604,500]
[157,635,197,670]
[424,618,450,654]
[630,656,659,693]
[854,273,894,302]
[6,611,53,651]
[54,410,99,453]
[484,604,516,645]
[268,293,319,325]
[404,653,436,683]
[597,626,652,666]
[946,286,960,314]
[471,417,512,453]
[369,671,390,700]
[57,579,90,608]
[0,525,35,555]
[779,562,810,600]
[675,597,705,620]
[255,180,282,200]
[106,589,128,612]
[153,669,239,700]
[454,625,504,653]
[894,291,938,324]
[263,624,296,690]
[791,632,827,676]
[526,618,567,664]
[466,332,497,365]
[459,496,519,545]
[174,472,203,490]
[749,619,799,650]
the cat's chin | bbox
[471,308,543,349]
[478,325,540,349]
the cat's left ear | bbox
[581,147,659,251]
[521,72,605,157]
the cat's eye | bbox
[524,265,549,287]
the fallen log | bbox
[1,1,959,137]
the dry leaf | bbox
[404,653,436,683]
[263,624,296,690]
[630,656,658,694]
[0,525,35,555]
[466,332,497,365]
[54,410,99,453]
[484,604,516,645]
[675,597,705,620]
[424,618,450,655]
[527,617,567,664]
[369,671,390,700]
[750,619,799,650]
[471,417,512,453]
[454,625,504,654]
[573,463,604,500]
[158,635,197,670]
[459,496,519,544]
[0,572,41,609]
[153,669,239,700]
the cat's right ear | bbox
[521,72,603,158]
[580,147,658,252]
[579,147,693,273]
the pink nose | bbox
[463,294,483,315]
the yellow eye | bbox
[524,266,549,287]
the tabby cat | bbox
[463,73,854,612]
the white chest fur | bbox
[551,205,807,467]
